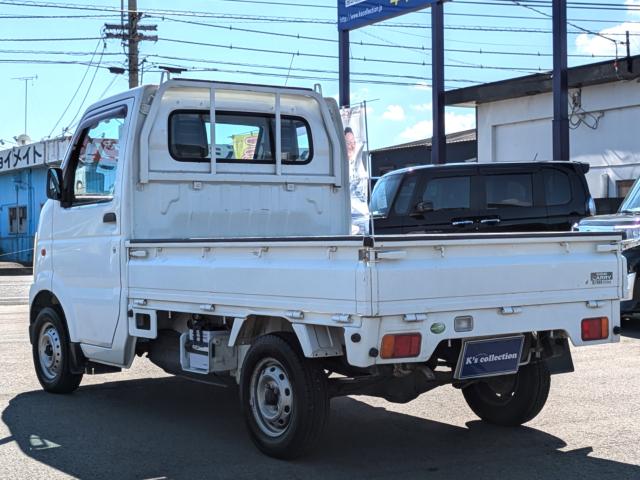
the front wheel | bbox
[462,362,551,426]
[32,307,83,394]
[240,334,329,459]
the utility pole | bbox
[12,75,37,135]
[104,0,157,88]
[552,0,570,161]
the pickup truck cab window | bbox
[169,110,312,164]
[70,114,125,206]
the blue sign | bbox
[455,336,525,380]
[338,0,438,31]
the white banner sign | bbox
[340,106,370,235]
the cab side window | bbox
[71,114,124,204]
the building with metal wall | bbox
[446,55,640,214]
[0,138,69,263]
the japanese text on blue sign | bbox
[338,0,438,31]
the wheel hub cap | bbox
[38,322,62,381]
[250,358,293,438]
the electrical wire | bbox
[159,37,548,73]
[159,16,615,58]
[63,43,106,132]
[47,39,102,138]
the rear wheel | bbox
[32,307,83,394]
[240,334,329,459]
[462,362,550,426]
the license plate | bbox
[454,335,525,380]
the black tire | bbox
[240,333,329,459]
[462,362,551,426]
[31,307,83,394]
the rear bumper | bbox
[343,300,620,368]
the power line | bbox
[146,53,481,84]
[0,36,103,42]
[1,0,638,24]
[47,39,103,138]
[64,44,106,132]
[159,37,549,73]
[160,16,615,58]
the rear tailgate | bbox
[369,232,624,344]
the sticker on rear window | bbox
[590,272,613,285]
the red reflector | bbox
[380,333,421,359]
[581,317,609,341]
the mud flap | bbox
[544,338,575,375]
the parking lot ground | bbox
[1,277,640,479]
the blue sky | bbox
[0,0,638,150]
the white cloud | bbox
[399,120,432,142]
[413,82,431,91]
[576,22,640,56]
[399,112,476,142]
[411,103,432,112]
[627,0,640,16]
[445,112,476,133]
[382,104,406,122]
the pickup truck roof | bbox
[83,80,316,115]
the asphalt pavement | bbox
[1,275,639,479]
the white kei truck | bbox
[31,79,625,459]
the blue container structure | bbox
[0,138,69,264]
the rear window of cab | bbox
[168,110,313,165]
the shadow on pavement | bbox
[3,376,639,480]
[621,320,640,339]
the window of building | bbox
[169,111,312,164]
[617,179,635,199]
[485,174,533,208]
[8,206,27,234]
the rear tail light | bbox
[380,333,421,359]
[581,317,609,341]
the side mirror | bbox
[412,201,434,216]
[47,168,64,201]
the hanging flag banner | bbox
[338,0,439,31]
[341,105,370,235]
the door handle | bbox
[103,212,117,223]
[452,220,474,226]
[480,218,501,225]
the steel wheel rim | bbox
[38,321,62,381]
[249,357,293,438]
